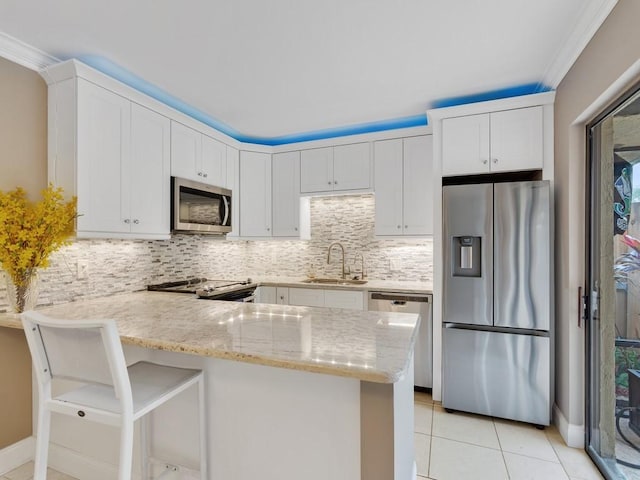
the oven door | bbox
[172,177,232,234]
[201,287,257,302]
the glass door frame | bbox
[585,78,640,479]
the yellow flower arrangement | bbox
[0,184,77,311]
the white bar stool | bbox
[21,311,207,480]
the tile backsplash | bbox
[0,194,432,311]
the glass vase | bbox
[4,271,39,314]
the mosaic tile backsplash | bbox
[0,194,432,311]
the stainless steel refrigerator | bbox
[442,180,552,426]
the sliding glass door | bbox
[587,84,640,479]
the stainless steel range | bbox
[147,278,257,302]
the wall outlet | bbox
[77,260,89,280]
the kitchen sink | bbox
[301,278,368,285]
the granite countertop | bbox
[0,291,419,384]
[255,276,433,294]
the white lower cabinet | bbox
[255,286,364,310]
[324,290,364,310]
[255,286,277,304]
[288,288,364,310]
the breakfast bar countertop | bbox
[0,290,419,384]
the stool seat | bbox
[56,361,202,418]
[21,311,207,480]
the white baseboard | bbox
[553,403,585,448]
[0,436,35,475]
[48,442,127,480]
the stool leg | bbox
[140,416,149,480]
[33,406,51,480]
[118,417,134,480]
[198,375,207,480]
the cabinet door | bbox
[324,290,364,310]
[170,121,201,181]
[239,151,272,236]
[441,114,490,176]
[403,135,433,235]
[256,286,277,304]
[288,288,325,307]
[276,287,289,305]
[490,106,543,173]
[374,139,404,235]
[226,147,240,237]
[300,147,333,193]
[272,151,300,237]
[76,79,131,233]
[333,143,371,191]
[201,135,227,186]
[129,104,171,235]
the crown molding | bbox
[541,0,619,88]
[0,30,59,71]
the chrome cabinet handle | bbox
[328,181,332,185]
[397,225,401,229]
[133,219,139,224]
[334,180,338,184]
[266,227,270,231]
[404,225,408,229]
[197,171,203,176]
[294,227,298,231]
[492,158,498,164]
[203,173,208,178]
[482,159,488,165]
[123,219,130,224]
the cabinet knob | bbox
[328,181,332,185]
[203,173,208,178]
[197,171,203,176]
[267,227,270,231]
[334,181,338,185]
[482,159,488,165]
[492,158,498,164]
[280,296,284,300]
[397,225,401,229]
[124,219,130,224]
[294,227,298,231]
[404,225,408,229]
[133,219,140,224]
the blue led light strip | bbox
[79,56,551,146]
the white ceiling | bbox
[0,0,616,142]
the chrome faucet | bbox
[353,252,366,279]
[327,242,347,279]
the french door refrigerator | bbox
[442,180,552,426]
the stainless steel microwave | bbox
[171,177,232,234]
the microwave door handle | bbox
[222,195,230,226]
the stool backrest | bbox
[21,311,131,402]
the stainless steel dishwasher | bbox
[368,292,433,390]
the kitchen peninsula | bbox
[0,291,419,480]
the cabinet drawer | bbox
[288,288,325,307]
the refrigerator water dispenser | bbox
[452,236,481,277]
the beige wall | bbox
[554,0,640,436]
[0,56,47,448]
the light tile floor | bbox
[414,391,605,480]
[1,392,608,480]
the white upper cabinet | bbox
[272,151,300,237]
[240,151,272,237]
[300,143,371,193]
[171,121,228,186]
[71,79,170,238]
[129,103,171,236]
[76,79,131,234]
[333,143,371,191]
[300,147,333,193]
[170,121,201,181]
[441,106,543,176]
[226,146,240,238]
[374,135,433,236]
[201,134,228,187]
